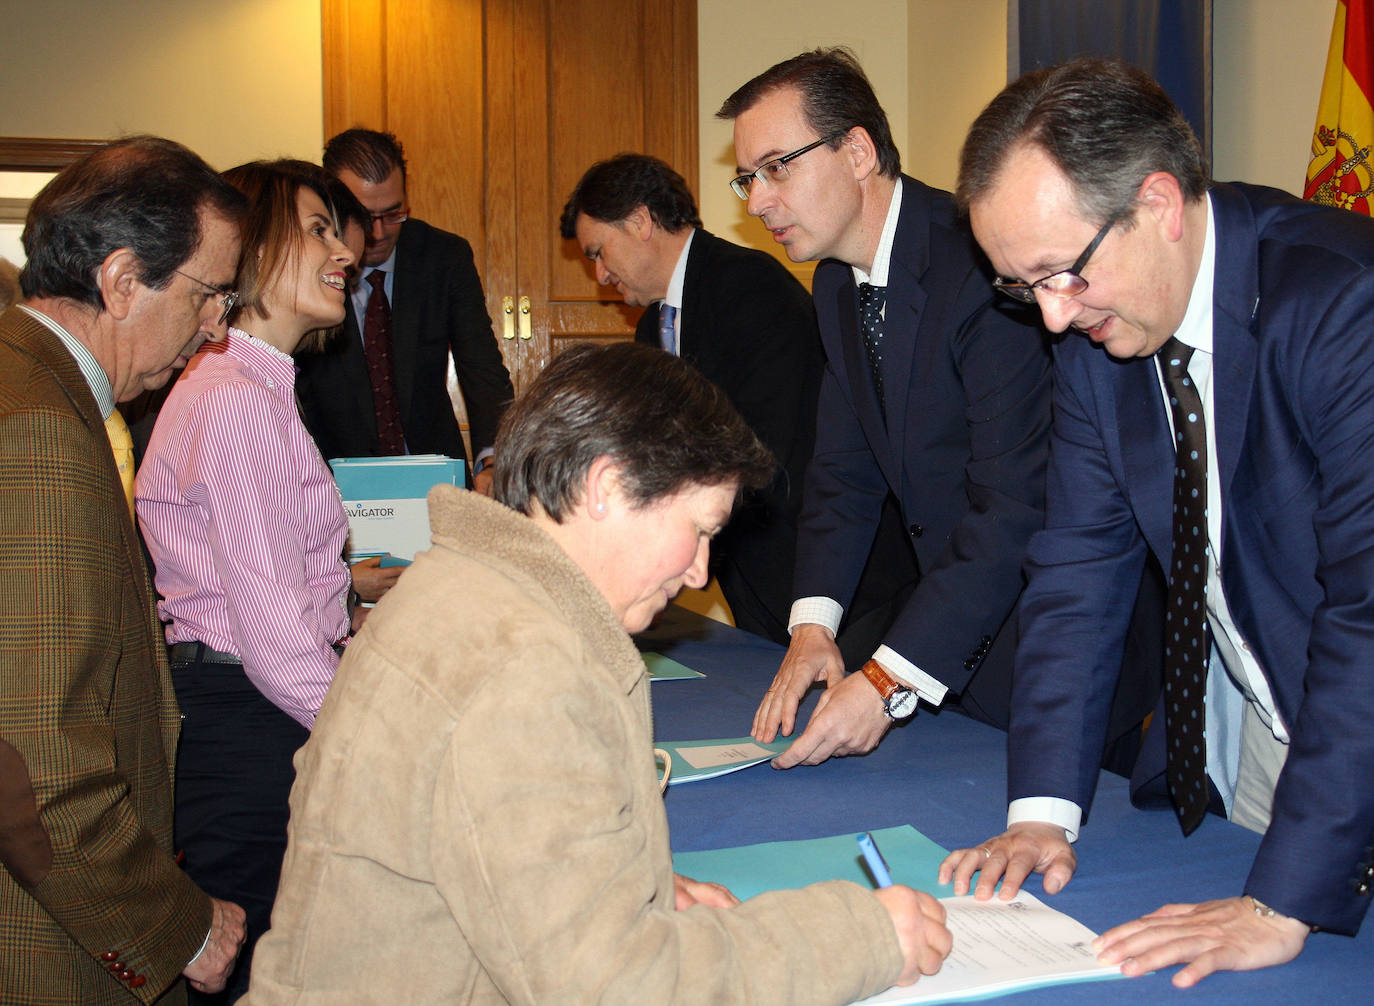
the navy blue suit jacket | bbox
[1011,182,1374,933]
[796,177,1052,724]
[635,230,823,644]
[296,218,514,468]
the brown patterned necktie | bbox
[1160,336,1211,835]
[364,270,406,455]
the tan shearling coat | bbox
[244,486,901,1004]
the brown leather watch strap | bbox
[860,659,900,701]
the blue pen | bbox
[857,831,893,888]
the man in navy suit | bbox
[559,154,825,645]
[942,58,1374,986]
[559,153,920,650]
[720,48,1052,765]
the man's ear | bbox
[1137,171,1187,243]
[624,205,655,241]
[95,248,143,321]
[843,126,880,183]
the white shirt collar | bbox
[664,228,696,310]
[852,176,903,288]
[1169,194,1217,355]
[17,304,115,418]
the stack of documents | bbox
[673,826,1123,1004]
[330,455,465,563]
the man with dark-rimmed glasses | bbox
[719,47,1052,769]
[943,55,1374,989]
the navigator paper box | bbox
[331,455,465,562]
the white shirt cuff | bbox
[186,925,212,968]
[1007,797,1082,843]
[789,596,843,636]
[872,645,948,706]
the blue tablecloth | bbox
[640,606,1369,1004]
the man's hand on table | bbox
[771,671,892,767]
[875,886,953,985]
[1095,896,1309,987]
[937,821,1077,900]
[673,873,739,910]
[752,623,842,742]
[752,624,892,766]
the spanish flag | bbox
[1306,0,1374,214]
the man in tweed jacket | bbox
[0,137,246,1004]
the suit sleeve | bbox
[1246,271,1374,934]
[1005,339,1150,810]
[441,235,514,455]
[436,640,903,1005]
[0,405,211,1001]
[879,274,1051,692]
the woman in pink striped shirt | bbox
[135,160,355,1003]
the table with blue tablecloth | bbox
[640,606,1369,1004]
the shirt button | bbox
[909,524,924,538]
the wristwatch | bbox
[860,659,918,720]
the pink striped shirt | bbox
[136,330,350,729]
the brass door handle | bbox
[518,296,532,340]
[501,296,515,340]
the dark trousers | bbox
[171,651,309,1004]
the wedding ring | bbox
[978,846,992,859]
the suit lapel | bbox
[1208,185,1261,542]
[676,229,711,359]
[882,182,933,478]
[831,272,895,480]
[389,221,421,421]
[341,300,380,447]
[1111,358,1175,562]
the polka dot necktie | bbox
[363,270,406,455]
[858,282,886,413]
[1160,336,1210,835]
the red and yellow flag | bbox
[1306,0,1374,213]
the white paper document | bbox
[852,890,1123,1004]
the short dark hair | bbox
[20,135,246,309]
[716,46,900,178]
[558,154,702,238]
[323,128,407,184]
[325,174,370,233]
[494,342,775,522]
[956,57,1210,226]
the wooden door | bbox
[322,0,698,391]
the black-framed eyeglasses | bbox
[175,269,239,325]
[368,208,409,227]
[991,217,1116,304]
[729,132,846,200]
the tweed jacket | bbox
[0,307,211,1004]
[245,486,902,1004]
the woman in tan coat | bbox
[244,342,950,1004]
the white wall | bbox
[1213,0,1334,192]
[697,0,910,280]
[0,0,324,171]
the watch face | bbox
[887,689,918,719]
